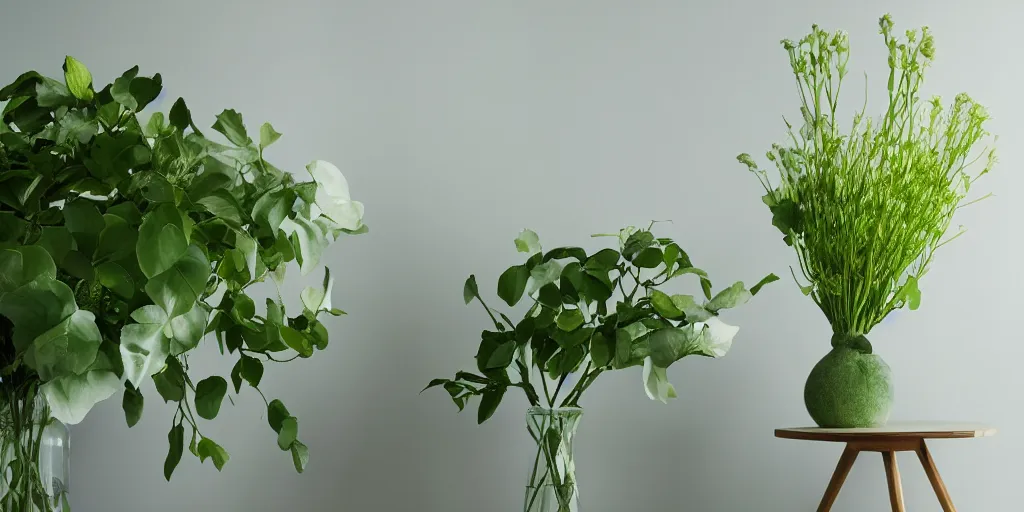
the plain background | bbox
[1,0,1020,510]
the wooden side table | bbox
[775,422,996,512]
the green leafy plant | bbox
[738,15,995,338]
[427,227,775,511]
[0,56,366,508]
[427,226,776,414]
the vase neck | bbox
[831,333,873,354]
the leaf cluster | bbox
[427,226,776,422]
[0,57,366,483]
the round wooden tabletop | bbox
[775,422,997,442]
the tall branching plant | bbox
[739,15,995,338]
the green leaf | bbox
[169,302,210,355]
[280,325,313,357]
[122,383,144,428]
[300,268,334,313]
[477,387,505,424]
[268,399,290,433]
[750,273,780,296]
[543,247,588,263]
[62,199,105,256]
[240,354,264,388]
[277,417,298,450]
[895,276,921,310]
[153,359,185,403]
[622,231,655,260]
[463,274,479,305]
[128,74,162,111]
[197,438,230,471]
[555,309,584,331]
[633,247,664,268]
[552,326,594,349]
[137,205,187,279]
[164,424,184,481]
[197,192,245,228]
[145,245,211,319]
[649,289,683,319]
[649,326,701,368]
[290,440,309,473]
[496,264,529,307]
[642,357,676,404]
[669,294,713,322]
[24,309,102,381]
[119,305,170,389]
[40,369,120,425]
[485,341,516,369]
[35,227,73,265]
[63,56,94,101]
[260,122,282,148]
[0,245,56,293]
[590,331,613,367]
[585,248,620,271]
[706,281,752,312]
[528,260,562,295]
[0,278,77,351]
[168,97,193,131]
[514,229,541,254]
[211,109,251,146]
[35,77,75,108]
[195,376,228,420]
[94,214,138,263]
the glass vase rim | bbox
[526,406,583,415]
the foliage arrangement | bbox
[738,15,995,339]
[427,227,775,511]
[0,56,365,508]
[427,226,776,415]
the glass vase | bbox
[0,392,70,512]
[524,407,582,512]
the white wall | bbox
[2,0,1020,510]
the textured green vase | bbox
[804,334,893,428]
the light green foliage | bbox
[427,226,776,420]
[739,15,995,336]
[0,57,368,500]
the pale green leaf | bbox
[41,369,120,425]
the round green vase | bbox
[803,334,893,428]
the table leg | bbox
[882,450,906,512]
[816,445,859,512]
[917,440,957,512]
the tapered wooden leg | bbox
[882,451,906,512]
[816,445,860,512]
[917,440,957,512]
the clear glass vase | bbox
[0,392,70,512]
[524,407,582,512]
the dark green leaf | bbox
[136,204,187,278]
[622,231,655,260]
[153,359,185,403]
[268,399,290,433]
[280,325,313,357]
[122,382,143,428]
[543,247,587,263]
[240,354,264,388]
[194,376,227,420]
[552,326,594,349]
[95,213,138,263]
[633,247,663,268]
[590,332,613,367]
[211,109,250,146]
[462,274,479,305]
[750,273,780,295]
[485,341,516,369]
[164,423,184,481]
[168,98,192,131]
[95,261,134,299]
[35,77,75,108]
[649,327,699,368]
[496,264,529,307]
[477,387,505,424]
[537,283,561,310]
